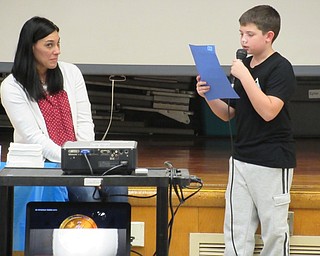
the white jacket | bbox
[0,61,95,162]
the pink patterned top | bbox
[38,90,76,146]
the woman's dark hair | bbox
[12,16,63,101]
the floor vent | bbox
[189,233,320,256]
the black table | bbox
[0,167,190,256]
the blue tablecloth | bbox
[0,162,69,251]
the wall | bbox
[1,0,320,67]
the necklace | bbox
[39,75,47,85]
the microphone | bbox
[236,48,247,60]
[230,49,247,87]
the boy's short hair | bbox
[239,5,281,42]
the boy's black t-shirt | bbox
[231,52,297,168]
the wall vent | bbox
[189,233,320,256]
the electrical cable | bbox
[81,149,94,175]
[80,150,102,200]
[165,159,176,249]
[126,193,157,199]
[101,75,126,141]
[92,187,102,201]
[138,161,203,256]
[227,49,247,255]
[80,154,202,256]
[101,163,125,176]
[180,177,203,201]
[167,175,203,245]
[153,162,201,256]
[101,78,115,140]
[130,249,143,256]
[154,161,203,256]
[227,99,239,256]
[168,171,174,249]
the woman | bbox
[1,16,94,163]
[1,16,127,251]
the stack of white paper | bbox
[6,143,44,168]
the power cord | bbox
[131,249,143,256]
[80,153,202,255]
[101,163,125,176]
[80,149,158,201]
[168,174,203,250]
[151,161,203,256]
[101,75,126,141]
[80,150,129,201]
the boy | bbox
[196,5,296,256]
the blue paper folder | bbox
[189,44,239,100]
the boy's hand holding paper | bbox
[189,44,239,100]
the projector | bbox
[61,140,137,175]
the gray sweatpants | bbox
[224,157,293,256]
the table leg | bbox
[0,186,13,256]
[156,186,168,256]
